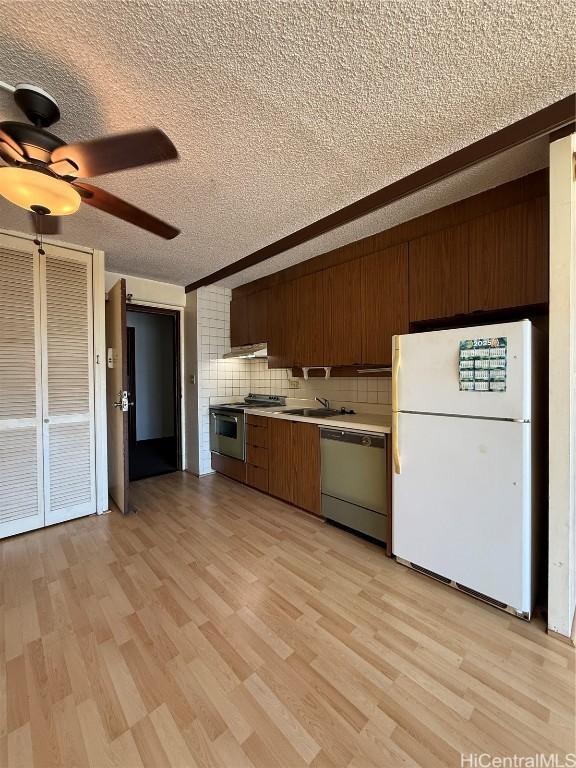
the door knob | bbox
[112,391,129,412]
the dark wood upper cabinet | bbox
[409,224,469,322]
[293,271,325,366]
[468,197,548,312]
[230,295,248,347]
[267,281,294,368]
[361,243,409,365]
[323,261,362,366]
[247,288,268,343]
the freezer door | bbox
[392,412,532,614]
[394,320,531,420]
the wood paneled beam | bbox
[186,94,576,292]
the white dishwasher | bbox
[320,428,388,544]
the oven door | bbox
[209,409,245,461]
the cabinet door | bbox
[324,261,362,366]
[268,418,294,503]
[361,244,409,365]
[230,294,248,347]
[268,281,294,368]
[292,422,321,515]
[409,225,469,322]
[247,289,268,343]
[41,247,96,525]
[469,197,548,311]
[293,271,324,366]
[0,245,45,539]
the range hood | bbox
[223,343,268,359]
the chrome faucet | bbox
[316,396,330,409]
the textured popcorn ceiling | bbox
[0,0,573,287]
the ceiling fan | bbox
[0,81,180,239]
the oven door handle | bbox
[212,413,239,423]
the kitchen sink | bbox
[280,407,342,417]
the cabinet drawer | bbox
[247,464,268,493]
[247,414,269,428]
[246,444,268,469]
[246,424,268,448]
[211,452,246,484]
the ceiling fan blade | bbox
[0,126,26,163]
[30,212,61,235]
[50,127,178,178]
[73,182,180,240]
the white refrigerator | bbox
[391,320,540,618]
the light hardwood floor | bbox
[1,471,574,767]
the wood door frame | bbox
[126,303,183,469]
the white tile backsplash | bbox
[248,359,392,413]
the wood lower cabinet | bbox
[361,243,409,365]
[409,225,469,322]
[211,452,246,483]
[468,197,548,312]
[268,417,293,501]
[246,415,269,492]
[268,418,320,515]
[292,422,321,515]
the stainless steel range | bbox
[209,393,286,461]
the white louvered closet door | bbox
[40,246,96,525]
[0,246,45,537]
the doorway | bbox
[126,305,181,481]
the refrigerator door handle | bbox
[392,335,400,414]
[393,411,401,474]
[392,336,401,474]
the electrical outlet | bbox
[288,378,300,389]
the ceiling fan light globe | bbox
[0,166,80,215]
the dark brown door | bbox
[247,288,269,344]
[323,261,362,366]
[268,417,294,503]
[409,225,469,322]
[267,281,294,368]
[293,271,325,366]
[468,197,548,312]
[361,244,409,365]
[105,279,130,513]
[230,294,248,347]
[292,422,321,515]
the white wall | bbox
[126,311,175,441]
[548,133,576,641]
[105,271,185,308]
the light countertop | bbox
[245,407,391,434]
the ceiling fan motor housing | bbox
[14,83,60,128]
